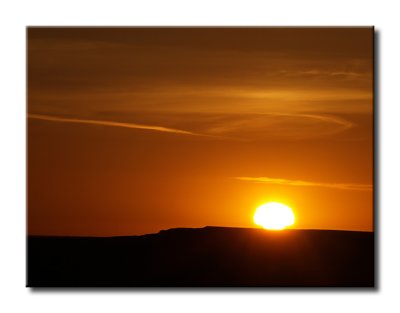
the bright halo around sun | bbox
[254,202,295,230]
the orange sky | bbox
[28,27,373,236]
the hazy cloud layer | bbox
[28,28,372,116]
[28,28,372,143]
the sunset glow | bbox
[27,27,373,236]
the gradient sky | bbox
[28,27,373,236]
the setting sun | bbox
[254,202,295,230]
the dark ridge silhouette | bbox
[27,227,374,287]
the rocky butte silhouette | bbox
[27,227,374,287]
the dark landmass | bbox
[27,227,374,287]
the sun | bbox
[253,202,295,230]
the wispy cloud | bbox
[28,113,207,137]
[205,112,354,140]
[296,113,354,133]
[279,69,369,79]
[235,176,372,191]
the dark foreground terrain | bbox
[27,227,374,287]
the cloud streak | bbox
[235,176,372,191]
[205,112,354,140]
[28,112,356,142]
[28,113,209,137]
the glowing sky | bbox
[28,28,373,235]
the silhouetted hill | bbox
[27,227,374,287]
